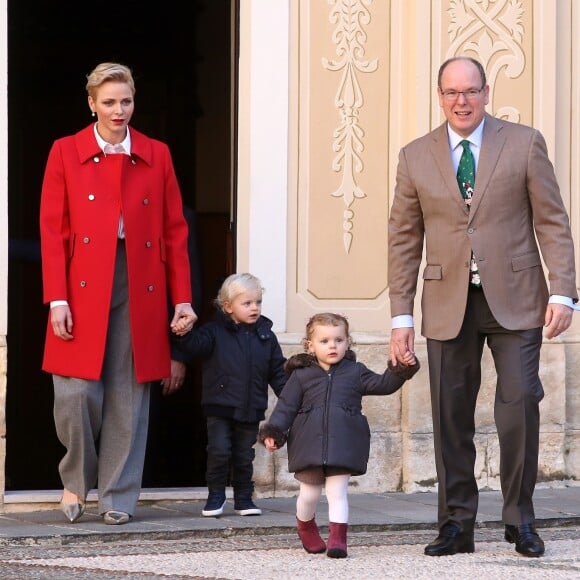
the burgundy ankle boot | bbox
[327,522,348,558]
[296,517,326,553]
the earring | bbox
[91,111,96,117]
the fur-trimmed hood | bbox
[284,349,419,380]
[284,349,357,375]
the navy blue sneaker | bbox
[234,497,262,516]
[202,491,226,517]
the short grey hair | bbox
[437,56,487,89]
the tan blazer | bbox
[388,114,577,341]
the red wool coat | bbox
[40,124,192,383]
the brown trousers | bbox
[427,286,543,532]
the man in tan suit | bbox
[388,57,577,558]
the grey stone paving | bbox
[1,527,579,579]
[0,486,578,578]
[1,485,579,545]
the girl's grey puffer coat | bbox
[259,351,419,476]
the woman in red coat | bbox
[39,62,197,525]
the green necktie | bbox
[456,140,481,287]
[457,139,475,206]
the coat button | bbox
[145,241,152,248]
[80,281,87,287]
[147,285,154,292]
[83,237,90,244]
[467,227,474,234]
[143,198,149,205]
[88,194,95,201]
[93,156,100,163]
[131,158,136,165]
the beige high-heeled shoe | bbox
[60,490,85,523]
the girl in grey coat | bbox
[259,313,419,558]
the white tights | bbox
[296,474,350,524]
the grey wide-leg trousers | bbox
[53,241,151,516]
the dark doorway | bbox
[6,1,235,490]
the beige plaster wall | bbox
[257,0,580,496]
[287,0,392,332]
[256,337,580,496]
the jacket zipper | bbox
[243,329,252,416]
[322,370,332,466]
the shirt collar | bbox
[447,118,485,150]
[93,123,132,154]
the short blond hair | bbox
[215,273,264,312]
[86,62,136,98]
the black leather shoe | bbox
[424,523,475,556]
[505,524,545,557]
